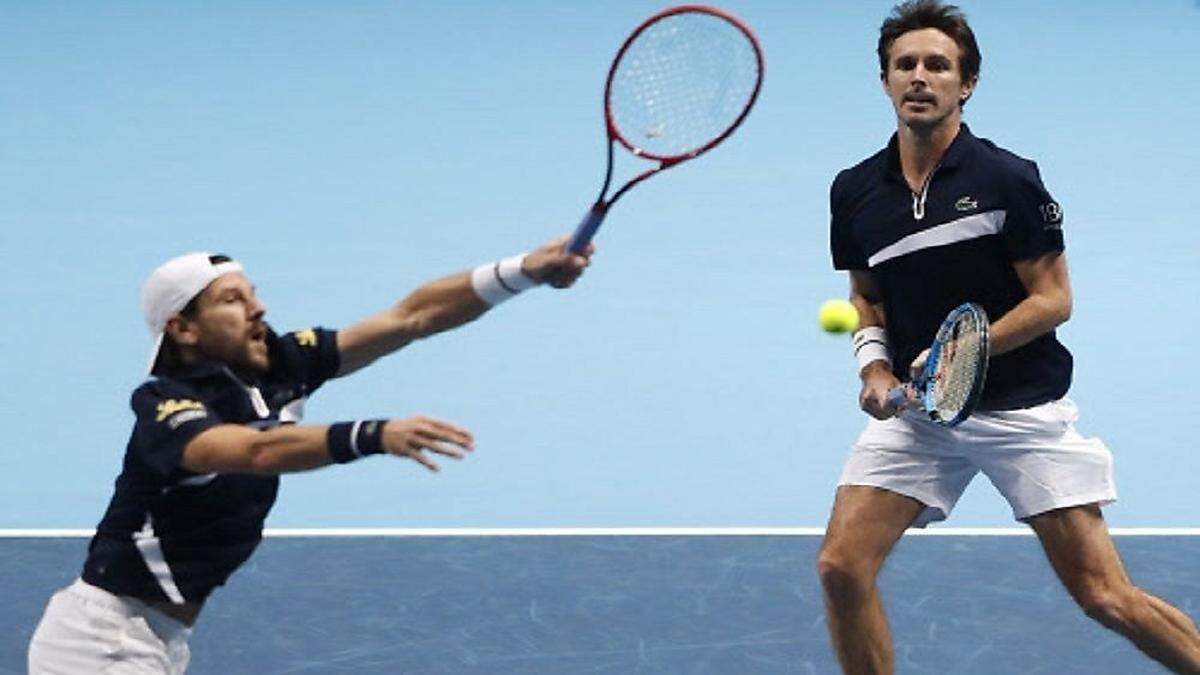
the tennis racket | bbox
[565,5,765,254]
[886,303,990,427]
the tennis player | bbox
[818,1,1200,673]
[27,237,593,674]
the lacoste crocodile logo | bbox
[954,196,978,212]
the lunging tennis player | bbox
[818,1,1200,673]
[28,237,593,673]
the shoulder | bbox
[268,327,336,364]
[266,326,341,388]
[831,146,888,207]
[130,376,204,404]
[970,135,1047,188]
[129,376,210,423]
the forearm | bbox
[850,292,886,331]
[244,424,337,474]
[989,292,1070,356]
[848,270,890,378]
[182,423,338,475]
[394,273,491,342]
[335,273,491,376]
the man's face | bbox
[882,28,974,132]
[172,272,270,373]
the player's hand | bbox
[859,361,901,420]
[382,416,474,472]
[909,348,930,380]
[522,236,595,289]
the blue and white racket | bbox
[887,302,990,427]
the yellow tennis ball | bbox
[818,299,859,333]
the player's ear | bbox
[165,316,200,347]
[959,76,977,105]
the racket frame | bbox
[905,302,990,427]
[567,4,764,253]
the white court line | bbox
[2,527,1199,538]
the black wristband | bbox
[327,420,387,464]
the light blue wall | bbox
[2,1,1197,527]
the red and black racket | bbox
[566,5,765,253]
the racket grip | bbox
[886,385,911,411]
[566,204,608,254]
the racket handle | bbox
[886,385,911,411]
[566,204,608,254]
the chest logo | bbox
[156,399,205,422]
[156,399,208,428]
[294,328,317,348]
[954,195,978,212]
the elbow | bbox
[244,438,284,475]
[1055,291,1073,326]
[392,296,443,341]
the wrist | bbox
[327,420,386,464]
[470,253,539,306]
[858,359,894,382]
[852,326,891,373]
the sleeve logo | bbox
[294,329,318,348]
[156,399,208,429]
[1039,202,1063,229]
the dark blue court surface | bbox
[5,534,1195,673]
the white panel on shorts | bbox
[838,398,1116,525]
[28,579,191,675]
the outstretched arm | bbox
[335,235,594,377]
[180,416,475,475]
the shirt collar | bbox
[882,122,976,180]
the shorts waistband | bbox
[65,578,191,640]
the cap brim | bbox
[146,332,165,376]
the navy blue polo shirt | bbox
[82,326,340,604]
[830,124,1071,410]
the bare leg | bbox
[1029,504,1200,674]
[817,485,925,675]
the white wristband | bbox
[853,326,891,371]
[470,253,539,306]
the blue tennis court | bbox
[5,531,1195,673]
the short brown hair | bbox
[878,0,981,99]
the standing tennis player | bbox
[28,236,593,674]
[818,1,1200,673]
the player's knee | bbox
[816,547,875,601]
[1075,583,1136,631]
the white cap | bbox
[141,252,244,374]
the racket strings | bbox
[931,316,985,419]
[609,12,760,158]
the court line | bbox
[2,527,1198,538]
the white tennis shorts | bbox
[28,578,192,675]
[839,397,1116,526]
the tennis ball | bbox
[818,299,859,333]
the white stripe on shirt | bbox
[132,515,187,604]
[868,210,1006,267]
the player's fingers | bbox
[413,429,469,456]
[406,449,441,472]
[421,419,475,448]
[860,390,894,420]
[424,441,467,459]
[546,268,580,289]
[417,417,472,449]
